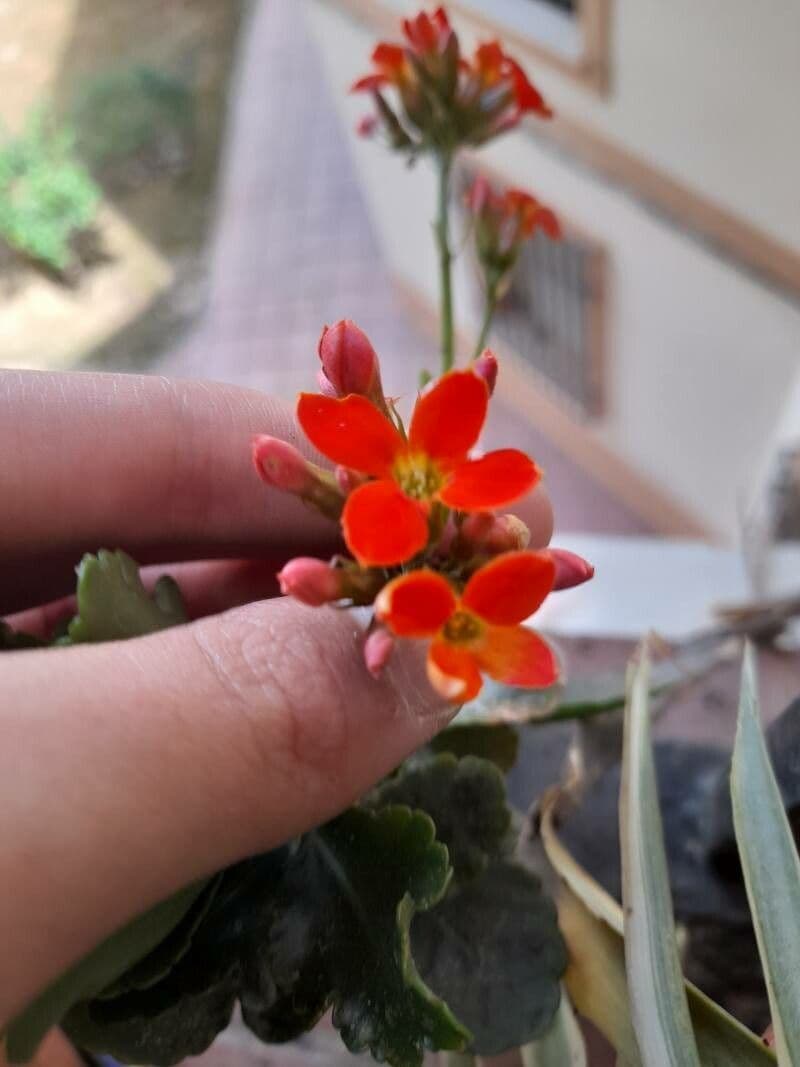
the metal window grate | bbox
[459,168,605,418]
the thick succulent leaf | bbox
[307,807,470,1065]
[521,987,587,1066]
[412,861,567,1056]
[620,648,701,1065]
[4,880,209,1063]
[538,791,776,1066]
[371,754,512,882]
[731,645,800,1067]
[67,550,187,643]
[429,722,520,772]
[63,975,237,1066]
[0,621,44,650]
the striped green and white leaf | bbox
[731,643,800,1067]
[619,646,701,1066]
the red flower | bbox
[472,41,552,121]
[352,43,410,92]
[376,551,558,702]
[352,8,452,92]
[468,175,561,251]
[297,370,539,566]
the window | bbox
[450,0,611,93]
[459,167,606,418]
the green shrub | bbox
[0,112,100,273]
[71,65,194,170]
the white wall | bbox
[377,0,800,251]
[305,1,800,540]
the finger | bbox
[0,371,338,609]
[0,598,452,1020]
[3,557,292,640]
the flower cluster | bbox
[253,321,593,703]
[467,174,562,293]
[353,6,551,154]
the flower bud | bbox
[459,512,530,555]
[252,435,344,520]
[364,626,396,678]
[549,548,595,591]
[473,349,498,395]
[335,465,368,495]
[318,320,385,408]
[317,369,338,398]
[278,558,345,606]
[356,113,379,138]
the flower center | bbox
[393,453,443,502]
[442,610,483,645]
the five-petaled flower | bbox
[376,550,558,702]
[297,370,539,566]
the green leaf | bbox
[0,621,44,650]
[412,861,567,1056]
[538,791,776,1066]
[5,880,209,1063]
[731,644,800,1067]
[304,807,470,1065]
[370,754,512,882]
[521,988,587,1066]
[430,722,520,772]
[67,550,187,643]
[620,646,701,1066]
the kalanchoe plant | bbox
[2,8,597,1067]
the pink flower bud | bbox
[335,465,368,495]
[364,626,395,678]
[466,174,491,215]
[356,113,379,138]
[277,558,345,606]
[473,349,498,395]
[460,512,530,555]
[318,320,384,406]
[252,435,313,493]
[317,369,338,398]
[549,548,595,591]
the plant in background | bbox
[0,111,100,276]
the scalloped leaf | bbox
[412,861,567,1056]
[370,754,511,883]
[429,723,520,772]
[67,550,187,643]
[5,879,209,1063]
[0,621,44,650]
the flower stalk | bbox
[436,151,455,374]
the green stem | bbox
[472,282,498,361]
[436,152,455,374]
[442,1054,477,1066]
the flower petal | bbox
[462,550,555,625]
[376,570,457,637]
[427,639,483,703]
[408,370,488,461]
[342,480,429,566]
[352,73,389,92]
[297,393,403,477]
[475,625,559,688]
[439,449,540,510]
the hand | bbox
[0,369,553,1024]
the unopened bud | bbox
[356,113,379,138]
[335,465,368,495]
[473,349,498,395]
[252,435,343,520]
[549,548,594,591]
[460,512,530,555]
[318,320,385,407]
[364,626,396,678]
[317,369,338,398]
[278,558,345,606]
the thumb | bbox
[0,599,451,1021]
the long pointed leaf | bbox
[538,791,776,1066]
[620,648,701,1066]
[731,644,800,1067]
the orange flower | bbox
[376,551,558,702]
[297,370,539,566]
[352,8,452,92]
[472,40,552,121]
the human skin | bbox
[0,370,553,1027]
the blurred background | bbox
[4,0,798,555]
